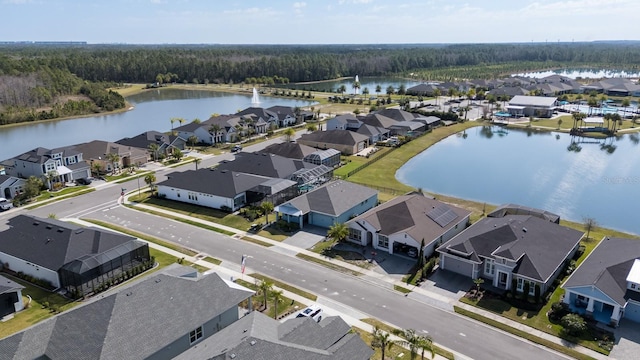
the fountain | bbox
[251,87,260,105]
[354,75,359,95]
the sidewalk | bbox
[102,199,608,360]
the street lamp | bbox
[137,175,141,197]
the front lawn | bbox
[234,279,306,319]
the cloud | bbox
[339,0,373,4]
[293,2,307,8]
[3,0,33,4]
[150,0,167,4]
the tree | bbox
[561,313,587,337]
[621,98,631,119]
[473,277,484,293]
[193,157,201,170]
[92,162,103,176]
[148,143,160,162]
[572,111,586,128]
[144,173,156,192]
[327,222,349,242]
[434,88,441,106]
[259,280,273,309]
[418,238,425,268]
[375,85,382,98]
[260,201,274,224]
[172,147,183,161]
[371,326,394,360]
[416,335,434,360]
[24,176,43,199]
[272,289,283,319]
[282,127,295,142]
[187,135,199,147]
[557,118,563,129]
[209,124,222,145]
[106,152,120,174]
[362,87,370,98]
[386,85,395,96]
[583,217,597,240]
[45,170,59,190]
[397,84,406,96]
[306,123,317,132]
[398,328,420,360]
[338,84,347,96]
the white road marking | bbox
[459,333,466,337]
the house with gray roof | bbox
[72,140,149,174]
[581,78,640,97]
[487,203,560,224]
[347,193,471,259]
[326,114,361,131]
[375,108,417,122]
[0,175,25,199]
[355,124,390,143]
[506,95,558,118]
[406,83,440,96]
[157,168,298,211]
[297,130,370,155]
[274,181,377,229]
[0,215,150,297]
[3,146,90,187]
[259,142,318,160]
[176,310,373,360]
[360,113,400,131]
[0,274,24,319]
[266,105,299,127]
[0,265,255,360]
[563,237,640,326]
[116,130,186,159]
[437,211,583,295]
[236,106,279,130]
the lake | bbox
[0,88,315,161]
[275,76,422,94]
[396,126,640,235]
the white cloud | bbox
[3,0,33,4]
[150,0,167,4]
[293,2,307,8]
[339,0,373,4]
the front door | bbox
[498,272,508,288]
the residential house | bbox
[275,181,378,229]
[412,115,442,130]
[487,204,560,224]
[3,146,90,187]
[267,105,299,127]
[581,78,640,97]
[506,95,558,118]
[360,113,400,131]
[236,107,278,131]
[303,149,341,168]
[389,121,425,136]
[326,114,362,131]
[73,140,148,174]
[406,83,440,96]
[0,265,255,360]
[297,130,370,155]
[375,108,417,122]
[116,130,187,160]
[488,86,529,99]
[355,124,390,144]
[347,193,471,259]
[0,175,26,199]
[259,142,318,160]
[173,120,218,145]
[176,310,373,360]
[157,168,298,211]
[563,237,640,326]
[0,215,151,296]
[437,211,583,295]
[0,274,24,319]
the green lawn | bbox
[32,186,94,202]
[249,273,318,301]
[295,253,362,276]
[234,279,306,319]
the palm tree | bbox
[447,87,455,101]
[91,162,103,176]
[187,135,199,148]
[587,97,598,116]
[416,335,434,360]
[260,201,274,225]
[106,153,120,174]
[467,88,476,104]
[259,280,273,309]
[434,88,441,106]
[282,127,295,142]
[371,326,394,360]
[375,85,382,98]
[352,81,361,96]
[397,84,406,96]
[362,87,370,101]
[148,143,160,162]
[272,289,283,319]
[621,98,631,119]
[572,111,586,128]
[209,124,223,145]
[327,222,349,242]
[338,84,347,96]
[172,147,183,161]
[386,85,395,96]
[144,173,156,193]
[398,329,420,360]
[45,170,59,190]
[306,124,317,132]
[193,158,201,170]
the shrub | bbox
[549,301,570,322]
[510,279,517,297]
[561,313,587,337]
[522,282,530,301]
[220,205,232,213]
[534,284,541,303]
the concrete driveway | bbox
[419,268,473,301]
[283,225,327,249]
[610,319,640,360]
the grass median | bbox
[296,253,362,276]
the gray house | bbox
[563,237,640,326]
[0,175,25,200]
[274,181,378,229]
[0,275,25,318]
[3,146,91,187]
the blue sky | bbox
[2,0,638,44]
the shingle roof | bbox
[158,168,273,198]
[0,215,139,271]
[72,140,147,162]
[375,108,417,122]
[349,193,470,245]
[266,105,295,120]
[218,152,319,179]
[260,142,318,160]
[278,181,376,217]
[0,266,254,360]
[0,275,24,295]
[298,130,369,147]
[115,130,172,149]
[360,113,400,129]
[509,95,557,107]
[439,215,584,282]
[487,203,560,223]
[564,237,640,306]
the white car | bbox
[296,305,323,322]
[0,198,13,211]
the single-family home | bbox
[437,211,583,295]
[259,142,318,160]
[360,113,400,130]
[0,274,25,318]
[72,140,148,174]
[266,105,299,127]
[157,168,298,211]
[581,78,640,97]
[297,130,370,155]
[3,146,91,187]
[116,130,187,160]
[274,181,378,229]
[506,95,558,118]
[355,124,390,144]
[406,84,440,97]
[236,106,278,130]
[0,175,26,199]
[0,265,256,360]
[389,121,425,136]
[326,114,362,131]
[413,116,442,130]
[347,193,471,258]
[0,215,151,297]
[303,149,341,168]
[375,108,417,122]
[563,237,640,326]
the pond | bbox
[512,69,640,79]
[0,88,316,161]
[396,126,640,235]
[274,76,422,94]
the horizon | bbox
[2,0,639,44]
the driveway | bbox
[283,225,327,249]
[610,319,640,360]
[420,268,473,301]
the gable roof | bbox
[487,203,560,223]
[298,130,369,147]
[175,311,373,360]
[278,181,376,217]
[356,124,389,137]
[266,105,296,120]
[0,275,24,295]
[0,215,140,271]
[564,237,640,306]
[158,168,273,198]
[218,152,318,179]
[72,140,148,161]
[509,95,557,107]
[115,130,181,150]
[260,142,318,160]
[360,113,400,129]
[375,108,417,122]
[12,146,79,165]
[0,265,254,360]
[439,215,584,282]
[236,106,278,120]
[349,193,471,244]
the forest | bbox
[1,42,640,125]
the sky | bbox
[1,0,638,44]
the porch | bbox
[564,291,621,326]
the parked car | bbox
[0,198,13,211]
[76,177,92,185]
[296,305,323,323]
[231,144,242,153]
[407,248,418,258]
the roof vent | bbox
[33,222,40,226]
[57,228,64,233]
[250,340,256,346]
[221,170,227,173]
[522,227,527,232]
[155,279,161,283]
[75,229,84,234]
[126,291,133,296]
[46,225,52,230]
[230,355,236,359]
[243,329,248,333]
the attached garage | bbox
[624,301,640,323]
[440,254,475,277]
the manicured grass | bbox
[105,170,148,182]
[256,226,290,241]
[234,279,306,320]
[82,219,199,256]
[454,306,596,360]
[333,156,369,178]
[28,187,95,209]
[394,285,412,294]
[240,236,274,247]
[309,238,335,254]
[111,84,147,97]
[0,274,78,339]
[202,256,222,265]
[250,273,318,301]
[126,203,236,236]
[296,253,362,276]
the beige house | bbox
[297,130,369,155]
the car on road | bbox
[0,198,13,211]
[76,177,93,185]
[296,304,323,322]
[231,144,242,153]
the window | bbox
[484,259,495,276]
[517,278,535,295]
[348,228,361,241]
[631,283,637,290]
[189,326,203,344]
[378,235,389,249]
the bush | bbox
[561,313,587,337]
[549,301,570,322]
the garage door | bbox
[625,301,640,323]
[442,255,474,277]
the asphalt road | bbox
[2,132,568,360]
